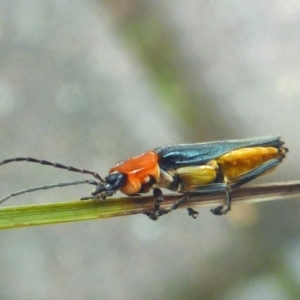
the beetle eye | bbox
[105,172,126,189]
[105,173,120,185]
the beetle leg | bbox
[174,183,229,217]
[153,188,164,211]
[210,187,231,215]
[179,182,230,216]
[211,158,282,215]
[144,188,165,220]
[187,208,199,219]
[81,190,115,200]
[162,194,200,219]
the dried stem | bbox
[0,181,299,230]
[174,181,300,208]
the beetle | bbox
[0,136,287,220]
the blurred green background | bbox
[0,1,299,299]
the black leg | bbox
[178,183,230,216]
[187,208,199,219]
[144,188,165,220]
[153,188,164,211]
[158,194,199,219]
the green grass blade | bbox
[0,196,152,230]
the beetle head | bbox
[91,171,127,198]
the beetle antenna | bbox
[0,157,104,181]
[0,179,99,204]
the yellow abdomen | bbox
[217,147,286,180]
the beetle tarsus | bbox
[210,188,231,215]
[80,190,115,201]
[144,209,165,221]
[144,211,158,221]
[210,206,225,215]
[144,189,169,220]
[187,208,199,219]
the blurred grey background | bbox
[0,1,299,299]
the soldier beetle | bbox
[0,136,287,220]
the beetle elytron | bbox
[0,136,287,220]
